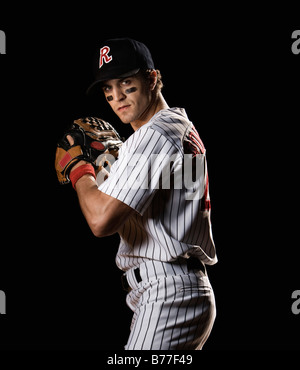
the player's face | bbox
[101,73,154,126]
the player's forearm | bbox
[75,175,108,237]
[74,174,133,238]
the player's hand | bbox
[66,135,90,172]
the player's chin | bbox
[118,117,131,124]
[117,113,132,124]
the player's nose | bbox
[113,87,126,102]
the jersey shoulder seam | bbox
[147,124,183,154]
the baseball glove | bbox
[55,116,123,184]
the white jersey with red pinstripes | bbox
[98,107,217,271]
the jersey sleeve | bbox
[98,126,180,215]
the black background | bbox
[0,4,299,353]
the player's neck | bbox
[130,93,169,131]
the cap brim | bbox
[86,68,140,96]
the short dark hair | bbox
[141,69,163,94]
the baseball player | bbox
[55,38,217,350]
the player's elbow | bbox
[87,194,134,238]
[89,217,116,238]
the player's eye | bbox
[121,79,131,86]
[102,86,111,93]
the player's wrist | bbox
[69,163,96,189]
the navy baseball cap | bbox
[87,38,155,95]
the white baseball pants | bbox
[123,259,216,350]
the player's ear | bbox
[148,70,157,91]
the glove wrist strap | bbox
[69,164,96,189]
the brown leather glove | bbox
[55,117,123,184]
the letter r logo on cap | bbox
[99,46,113,68]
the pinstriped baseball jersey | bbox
[98,107,217,271]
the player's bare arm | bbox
[74,173,134,237]
[60,130,135,238]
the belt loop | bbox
[121,267,142,292]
